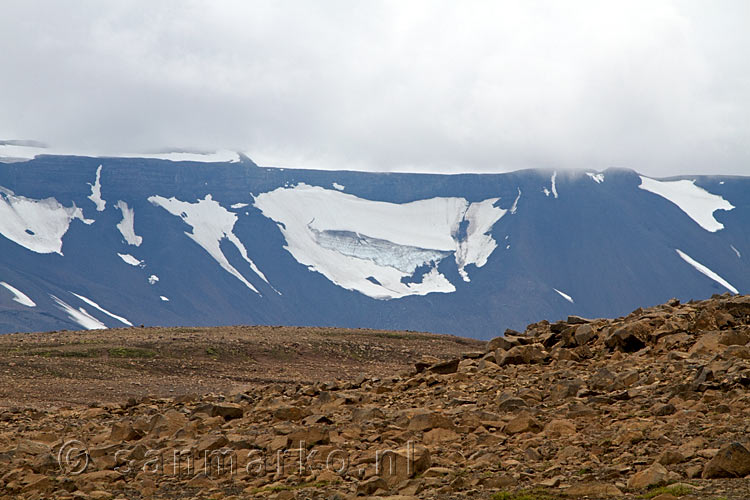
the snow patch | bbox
[71,292,132,326]
[542,187,550,197]
[638,176,734,232]
[254,184,505,299]
[148,275,159,285]
[160,296,170,302]
[148,194,269,293]
[0,145,240,164]
[0,143,49,162]
[510,188,521,214]
[115,201,143,246]
[230,203,248,209]
[118,253,143,266]
[551,171,559,198]
[87,165,106,211]
[675,249,738,294]
[731,245,741,258]
[0,186,93,255]
[586,172,605,184]
[332,183,345,191]
[120,150,240,163]
[51,295,107,330]
[554,288,574,303]
[455,197,506,282]
[0,282,36,307]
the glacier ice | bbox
[254,183,506,299]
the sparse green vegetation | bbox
[33,350,95,358]
[170,327,204,334]
[643,484,694,498]
[369,331,411,340]
[108,347,156,358]
[249,480,329,494]
[491,489,558,500]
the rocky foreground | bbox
[2,295,750,499]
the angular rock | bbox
[488,336,514,351]
[407,410,453,432]
[377,444,431,486]
[627,462,668,490]
[702,442,750,478]
[428,358,459,375]
[504,413,542,434]
[496,344,548,366]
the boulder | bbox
[496,344,548,366]
[428,358,460,374]
[627,463,668,490]
[407,410,453,432]
[574,323,596,345]
[109,422,140,442]
[377,444,431,486]
[504,413,542,434]
[702,442,750,478]
[604,321,650,352]
[487,336,514,351]
[193,403,243,420]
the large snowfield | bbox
[254,183,506,299]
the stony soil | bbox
[0,325,480,409]
[1,295,750,499]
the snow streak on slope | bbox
[554,288,574,303]
[551,171,559,198]
[148,194,269,293]
[117,253,143,266]
[115,201,142,246]
[71,292,132,326]
[638,177,734,232]
[675,249,739,294]
[87,165,106,211]
[586,172,605,183]
[0,187,93,254]
[455,198,506,282]
[510,188,521,214]
[51,295,106,330]
[0,282,36,307]
[254,184,505,299]
[731,245,741,258]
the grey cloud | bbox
[0,0,749,176]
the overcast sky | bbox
[1,1,749,176]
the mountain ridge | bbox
[1,153,748,338]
